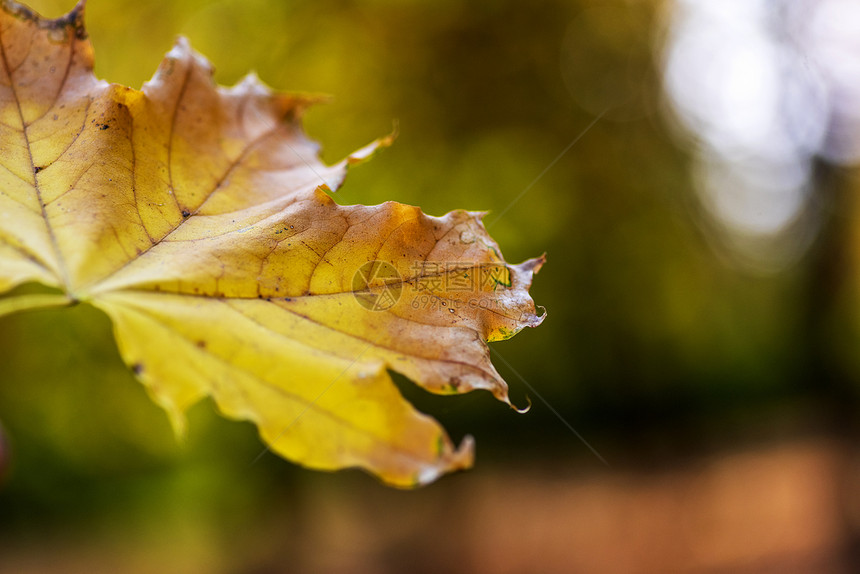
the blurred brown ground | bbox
[1,436,857,574]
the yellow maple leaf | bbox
[0,1,545,487]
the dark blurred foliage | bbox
[2,0,860,572]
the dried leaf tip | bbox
[513,394,532,415]
[411,435,475,488]
[345,126,397,167]
[236,71,266,90]
[167,36,208,67]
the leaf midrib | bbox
[0,21,75,292]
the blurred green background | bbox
[2,0,860,572]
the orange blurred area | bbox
[2,0,860,572]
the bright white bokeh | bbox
[808,0,860,163]
[662,0,858,268]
